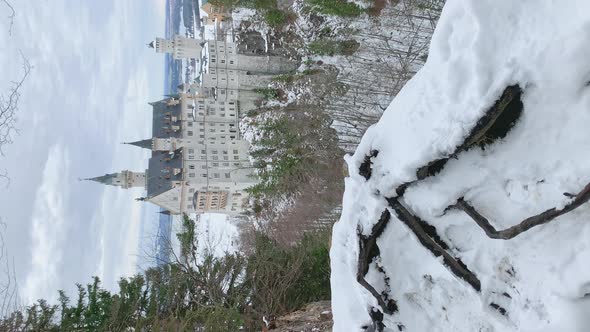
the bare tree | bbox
[0,51,31,157]
[0,220,20,319]
[0,0,29,318]
[1,0,15,36]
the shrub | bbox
[254,87,280,99]
[265,8,287,27]
[306,0,364,17]
[245,230,331,316]
[308,39,360,56]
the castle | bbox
[87,35,297,215]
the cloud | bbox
[22,144,70,304]
[0,0,165,305]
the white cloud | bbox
[0,0,165,305]
[95,64,153,289]
[22,144,70,304]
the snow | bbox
[170,213,239,262]
[193,213,239,257]
[331,1,590,331]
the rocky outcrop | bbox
[272,301,332,332]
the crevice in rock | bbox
[407,84,524,190]
[451,181,590,240]
[416,158,449,180]
[357,210,398,315]
[463,85,523,149]
[387,197,482,292]
[359,150,379,180]
[489,303,508,316]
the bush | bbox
[254,87,280,99]
[245,230,331,316]
[265,8,287,27]
[308,39,360,56]
[286,232,331,307]
[306,0,364,17]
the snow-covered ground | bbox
[170,213,239,262]
[331,1,590,331]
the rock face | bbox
[273,301,332,332]
[331,1,590,331]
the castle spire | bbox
[123,139,153,150]
[83,170,147,189]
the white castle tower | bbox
[85,170,146,189]
[148,36,204,60]
[150,36,298,74]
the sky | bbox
[0,0,166,304]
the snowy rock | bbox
[331,1,590,331]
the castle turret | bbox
[85,170,146,189]
[149,36,204,60]
[124,139,153,150]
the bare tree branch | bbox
[1,0,15,36]
[0,219,20,319]
[0,51,31,157]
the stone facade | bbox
[90,34,299,215]
[89,93,257,216]
[151,36,203,60]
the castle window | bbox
[233,156,239,160]
[223,162,229,166]
[212,156,218,161]
[233,162,240,166]
[189,165,195,170]
[225,173,230,178]
[188,121,193,127]
[189,188,195,193]
[214,173,220,178]
[212,162,219,167]
[233,149,238,154]
[189,173,195,178]
[201,150,206,154]
[188,131,193,136]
